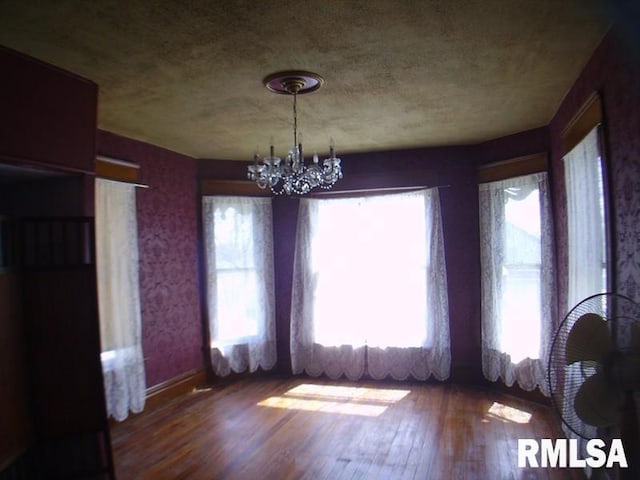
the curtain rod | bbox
[309,184,450,197]
[97,176,149,189]
[96,155,140,168]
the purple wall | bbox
[477,126,550,165]
[97,130,202,387]
[549,28,640,313]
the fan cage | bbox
[547,292,639,439]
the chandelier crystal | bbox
[247,71,343,195]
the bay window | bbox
[290,188,450,381]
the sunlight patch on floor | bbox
[287,384,411,403]
[486,402,532,424]
[257,383,411,417]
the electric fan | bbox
[548,293,640,440]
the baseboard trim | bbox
[145,368,207,411]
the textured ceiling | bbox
[0,1,610,161]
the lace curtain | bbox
[479,172,555,395]
[95,178,146,421]
[290,188,450,381]
[202,196,276,376]
[564,126,607,309]
[562,127,605,457]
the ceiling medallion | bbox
[247,71,343,195]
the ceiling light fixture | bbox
[247,71,343,195]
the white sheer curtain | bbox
[564,126,607,309]
[290,188,450,381]
[562,126,606,453]
[479,172,555,395]
[95,178,146,421]
[202,196,276,376]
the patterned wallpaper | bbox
[97,130,203,387]
[605,51,640,301]
[550,28,640,314]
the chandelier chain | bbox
[293,92,298,147]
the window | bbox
[202,196,276,376]
[309,194,428,348]
[95,178,146,421]
[501,186,543,362]
[291,188,450,381]
[563,126,608,309]
[479,172,555,394]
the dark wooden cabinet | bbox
[0,267,33,473]
[0,47,112,478]
[0,217,114,479]
[0,46,97,174]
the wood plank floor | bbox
[110,376,586,479]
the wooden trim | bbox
[144,368,207,411]
[95,157,141,185]
[0,154,94,175]
[561,92,603,154]
[478,152,548,183]
[201,179,272,196]
[96,155,140,169]
[309,185,433,199]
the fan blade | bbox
[565,313,612,365]
[574,372,620,427]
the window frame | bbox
[479,172,548,362]
[201,194,276,348]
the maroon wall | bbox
[0,46,97,174]
[549,27,640,313]
[97,130,202,388]
[477,126,550,165]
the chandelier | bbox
[247,71,343,195]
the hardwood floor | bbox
[110,376,586,479]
